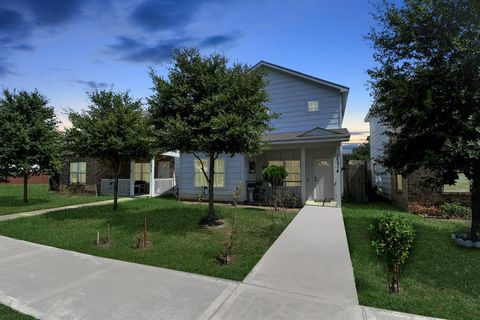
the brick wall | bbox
[391,168,471,210]
[60,155,176,194]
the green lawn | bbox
[0,184,110,216]
[343,201,479,320]
[0,196,295,281]
[0,304,34,320]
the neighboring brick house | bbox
[365,113,471,210]
[59,152,177,196]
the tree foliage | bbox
[368,0,480,239]
[370,213,415,293]
[149,48,274,224]
[66,90,153,210]
[262,165,288,211]
[0,89,62,203]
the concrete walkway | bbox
[0,197,135,222]
[0,206,441,319]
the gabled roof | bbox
[263,127,350,144]
[253,60,350,92]
[253,61,350,121]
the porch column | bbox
[149,156,155,197]
[335,145,342,207]
[129,160,135,196]
[301,148,306,205]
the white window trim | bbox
[69,161,87,184]
[193,158,226,189]
[307,100,319,112]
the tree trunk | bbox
[113,174,119,210]
[387,266,399,293]
[113,161,120,211]
[23,173,28,204]
[272,185,278,211]
[470,175,480,241]
[206,152,216,224]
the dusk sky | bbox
[0,0,378,146]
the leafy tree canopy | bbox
[368,0,480,238]
[66,90,153,209]
[0,89,62,203]
[149,48,274,158]
[149,48,275,223]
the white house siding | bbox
[176,153,247,202]
[367,116,392,199]
[264,68,341,132]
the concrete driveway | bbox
[0,206,440,319]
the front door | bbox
[313,159,331,201]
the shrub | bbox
[438,202,471,218]
[408,202,439,216]
[262,165,288,211]
[370,213,415,293]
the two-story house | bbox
[175,61,350,206]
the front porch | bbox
[245,140,343,207]
[100,153,177,197]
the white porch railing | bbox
[100,179,131,196]
[154,178,175,196]
[101,178,175,197]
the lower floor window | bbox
[70,162,86,184]
[268,160,301,187]
[134,162,151,182]
[395,174,403,191]
[194,159,225,188]
[443,172,470,193]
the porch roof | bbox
[262,127,350,144]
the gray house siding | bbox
[176,153,247,202]
[264,68,341,132]
[367,116,392,199]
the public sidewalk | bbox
[0,197,135,222]
[0,206,441,319]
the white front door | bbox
[313,159,331,201]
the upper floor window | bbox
[443,172,470,193]
[70,162,86,184]
[308,100,319,112]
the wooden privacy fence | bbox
[343,160,371,202]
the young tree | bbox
[370,213,415,293]
[368,0,480,240]
[149,48,274,225]
[0,89,62,204]
[262,165,288,211]
[66,90,152,210]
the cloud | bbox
[0,0,106,77]
[199,33,238,47]
[21,0,84,27]
[129,0,209,32]
[76,80,110,90]
[108,36,190,63]
[108,32,239,64]
[0,62,11,77]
